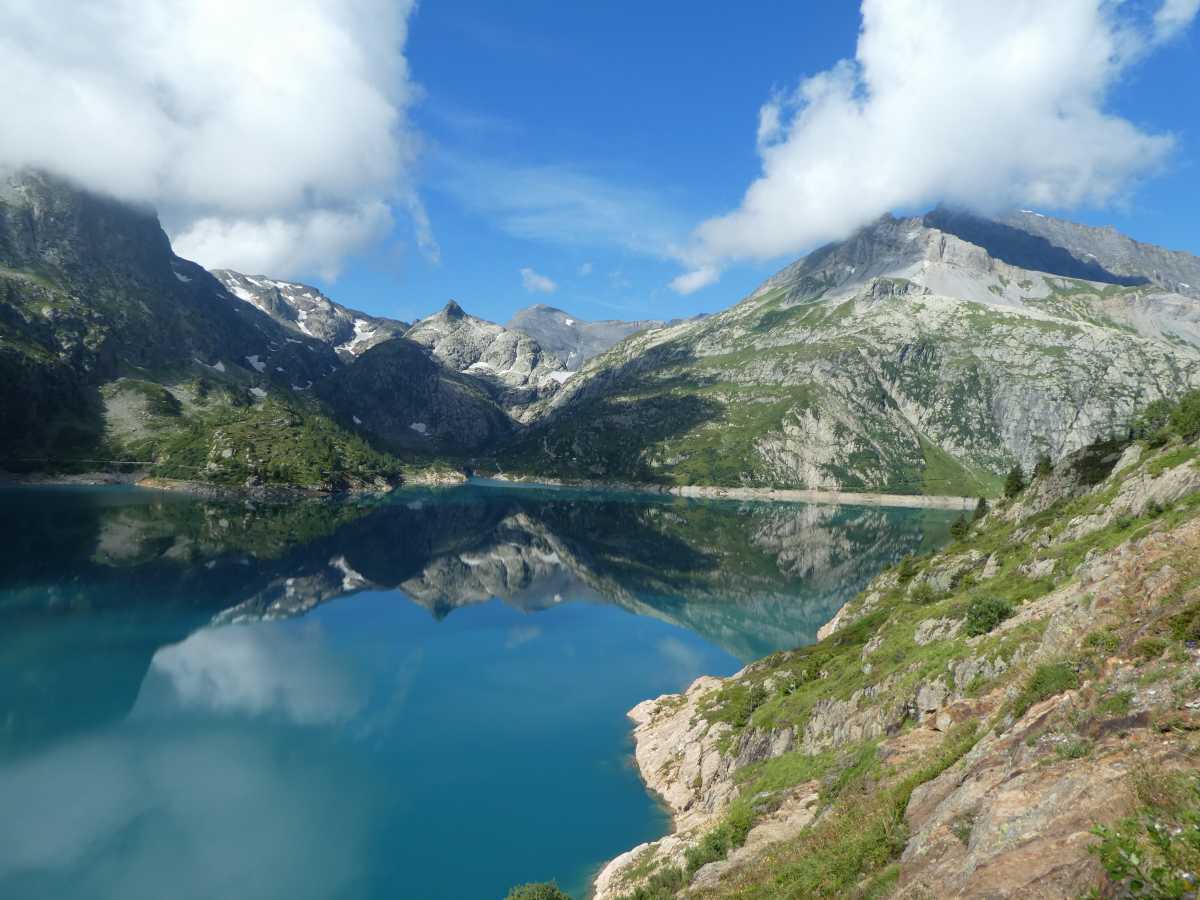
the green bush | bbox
[1034,454,1053,478]
[964,597,1014,636]
[1134,637,1168,661]
[684,802,754,875]
[1004,465,1026,499]
[1084,630,1120,653]
[950,515,969,540]
[909,582,938,604]
[1088,775,1200,899]
[1012,663,1079,717]
[1169,389,1200,440]
[506,883,571,900]
[972,496,989,521]
[1134,398,1175,439]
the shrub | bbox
[909,581,938,604]
[965,597,1014,636]
[1084,630,1120,653]
[950,515,969,540]
[1134,398,1176,439]
[506,882,571,900]
[1169,389,1200,440]
[1088,775,1200,899]
[1004,464,1026,498]
[1134,637,1167,661]
[1012,663,1079,717]
[684,802,754,874]
[972,496,989,521]
[1034,453,1053,478]
[897,555,919,582]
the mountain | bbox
[212,269,409,360]
[314,336,514,453]
[496,211,1200,494]
[6,168,1200,498]
[506,304,668,371]
[0,170,408,489]
[403,301,571,421]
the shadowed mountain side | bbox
[315,338,514,454]
[923,207,1147,286]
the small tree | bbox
[1034,453,1053,479]
[950,514,969,540]
[1004,464,1026,499]
[972,496,989,521]
[1169,389,1200,440]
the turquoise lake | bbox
[0,484,955,899]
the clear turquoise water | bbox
[0,484,953,899]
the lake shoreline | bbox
[478,473,976,510]
[1,468,976,510]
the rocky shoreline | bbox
[589,435,1200,898]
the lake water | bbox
[0,484,954,899]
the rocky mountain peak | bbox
[212,269,408,361]
[405,301,570,420]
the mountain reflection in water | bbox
[0,484,954,899]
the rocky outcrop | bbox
[212,269,408,360]
[404,301,570,421]
[594,433,1200,900]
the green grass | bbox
[919,435,1004,497]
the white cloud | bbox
[1154,0,1200,41]
[670,266,720,295]
[520,267,558,294]
[145,625,364,725]
[0,0,426,280]
[682,0,1194,279]
[579,261,594,276]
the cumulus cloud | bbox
[676,0,1196,287]
[144,624,365,726]
[0,0,428,279]
[1155,0,1200,40]
[669,266,720,295]
[520,267,558,293]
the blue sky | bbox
[322,1,1199,326]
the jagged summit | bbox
[404,301,570,420]
[212,269,408,360]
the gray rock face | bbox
[212,269,408,360]
[506,304,666,371]
[404,301,570,421]
[315,337,513,453]
[995,209,1200,298]
[0,169,344,461]
[504,212,1200,493]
